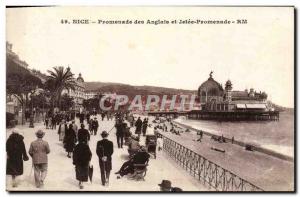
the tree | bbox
[60,94,74,111]
[83,94,104,112]
[7,65,43,124]
[28,90,50,110]
[46,66,76,110]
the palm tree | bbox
[46,66,76,110]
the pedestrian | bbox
[64,124,77,158]
[142,118,148,136]
[45,117,49,129]
[92,117,99,136]
[51,115,56,130]
[158,180,172,191]
[232,136,234,144]
[101,113,105,121]
[58,119,68,142]
[128,135,140,156]
[86,113,90,123]
[78,124,90,144]
[135,117,143,138]
[72,120,78,138]
[79,113,84,124]
[73,137,92,189]
[28,130,50,188]
[157,136,163,151]
[96,131,114,186]
[6,129,29,188]
[115,119,124,148]
[158,180,183,192]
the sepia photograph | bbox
[5,6,294,192]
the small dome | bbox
[225,80,232,90]
[77,73,84,82]
[225,80,232,86]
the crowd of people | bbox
[6,111,184,191]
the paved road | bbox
[6,116,208,191]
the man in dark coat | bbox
[64,124,77,158]
[78,124,90,144]
[135,117,143,138]
[115,146,150,177]
[115,119,124,148]
[101,113,105,121]
[6,129,29,188]
[91,118,99,136]
[79,113,84,124]
[86,113,90,123]
[73,138,92,189]
[96,131,114,186]
[51,115,57,130]
[142,118,148,136]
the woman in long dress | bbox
[6,129,29,188]
[58,119,67,142]
[73,138,92,189]
[64,124,77,158]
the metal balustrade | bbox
[157,132,263,192]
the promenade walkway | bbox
[158,119,294,191]
[6,116,208,191]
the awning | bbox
[236,104,246,109]
[245,104,267,109]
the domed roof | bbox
[198,72,223,92]
[225,80,232,86]
[77,73,84,83]
[225,80,232,90]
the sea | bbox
[175,110,294,157]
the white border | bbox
[0,1,298,197]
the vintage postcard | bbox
[6,6,294,192]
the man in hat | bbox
[78,124,90,144]
[29,130,50,188]
[158,180,183,192]
[96,131,114,186]
[158,180,172,191]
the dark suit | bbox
[91,120,99,135]
[96,139,114,185]
[78,129,90,144]
[115,122,124,148]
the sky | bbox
[6,6,294,107]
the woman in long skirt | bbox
[73,139,92,189]
[6,129,29,188]
[64,124,77,158]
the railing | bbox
[157,132,264,192]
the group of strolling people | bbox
[6,128,50,188]
[6,112,184,191]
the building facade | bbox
[62,73,86,111]
[198,72,268,112]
